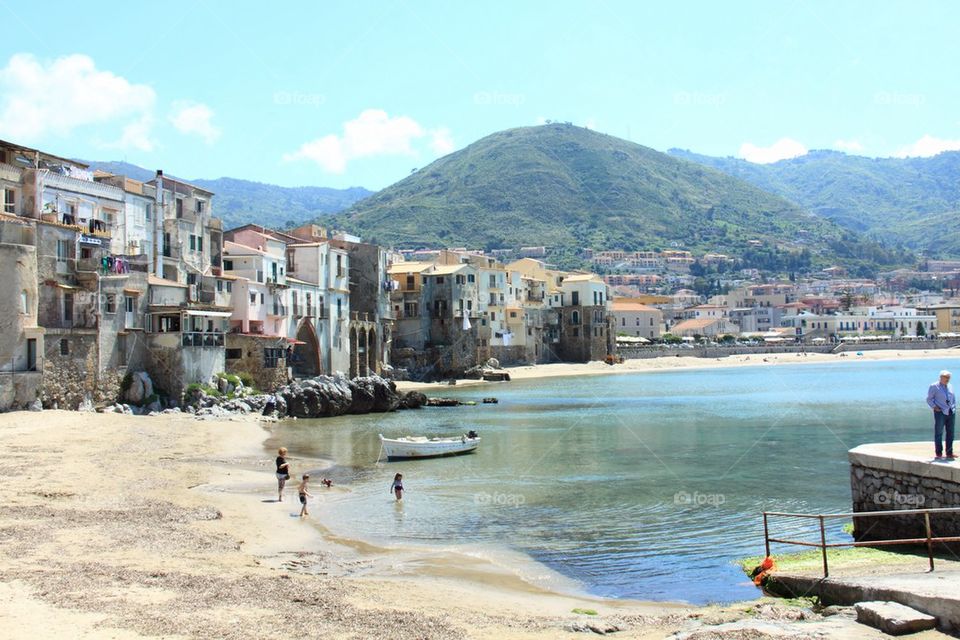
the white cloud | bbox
[834,139,864,153]
[584,117,598,130]
[893,134,960,158]
[169,101,220,144]
[110,115,156,152]
[285,109,449,173]
[0,53,155,146]
[738,138,808,164]
[430,127,454,155]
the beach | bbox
[2,351,956,638]
[396,348,960,391]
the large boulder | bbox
[124,372,154,405]
[398,391,427,409]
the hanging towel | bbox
[462,313,471,331]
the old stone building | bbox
[0,215,43,410]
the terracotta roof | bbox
[612,300,659,312]
[671,317,722,332]
[387,261,434,274]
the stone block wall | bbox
[849,446,960,542]
[39,330,123,409]
[225,333,288,392]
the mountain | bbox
[667,149,960,256]
[80,160,371,231]
[331,124,910,274]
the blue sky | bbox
[1,1,958,189]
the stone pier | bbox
[849,442,960,542]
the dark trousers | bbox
[934,410,955,456]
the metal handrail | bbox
[763,507,960,577]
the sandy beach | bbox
[396,348,960,392]
[2,349,956,638]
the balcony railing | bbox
[270,304,288,317]
[181,332,224,348]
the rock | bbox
[28,399,42,412]
[426,397,462,407]
[485,357,501,369]
[820,605,855,618]
[398,391,427,409]
[77,398,95,412]
[854,601,936,635]
[144,400,162,414]
[482,397,499,404]
[217,377,229,394]
[482,371,511,382]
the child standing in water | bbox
[298,474,313,517]
[276,447,290,502]
[390,473,404,501]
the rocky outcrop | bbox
[123,371,154,405]
[276,373,400,419]
[398,391,427,409]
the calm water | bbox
[268,357,950,604]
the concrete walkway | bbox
[769,570,960,631]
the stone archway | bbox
[349,327,358,378]
[357,328,369,377]
[294,320,321,378]
[367,327,377,374]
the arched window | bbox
[572,310,580,325]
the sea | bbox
[267,356,952,604]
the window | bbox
[257,270,263,283]
[117,334,127,366]
[572,327,579,337]
[60,338,69,356]
[489,274,497,287]
[3,188,15,214]
[467,274,475,283]
[56,239,70,261]
[198,235,203,252]
[572,291,579,305]
[189,235,196,251]
[187,273,196,286]
[80,247,92,260]
[490,312,496,321]
[125,296,135,313]
[404,302,418,317]
[20,290,28,314]
[63,293,74,323]
[406,275,414,289]
[225,348,242,360]
[105,295,116,313]
[436,276,444,284]
[510,311,517,318]
[196,200,205,214]
[216,280,223,292]
[250,292,257,305]
[145,203,152,220]
[225,282,232,293]
[264,347,283,369]
[260,293,265,305]
[176,199,184,218]
[337,298,342,318]
[622,317,626,326]
[223,259,233,270]
[572,310,580,325]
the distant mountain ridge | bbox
[80,160,372,231]
[330,124,910,273]
[667,148,960,257]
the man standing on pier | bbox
[926,370,956,459]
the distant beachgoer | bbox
[298,474,313,517]
[927,370,956,459]
[391,473,404,501]
[276,447,290,501]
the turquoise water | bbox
[268,357,952,604]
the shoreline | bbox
[395,347,960,392]
[0,410,706,639]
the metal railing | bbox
[763,507,960,577]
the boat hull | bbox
[379,435,480,460]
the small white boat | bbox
[379,432,480,460]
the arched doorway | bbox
[367,327,377,374]
[294,320,321,378]
[357,328,369,377]
[349,327,358,378]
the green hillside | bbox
[668,148,960,255]
[81,160,371,231]
[333,124,909,273]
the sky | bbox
[1,1,958,190]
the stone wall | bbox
[39,330,123,409]
[225,333,288,392]
[849,443,960,542]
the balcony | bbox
[269,303,288,317]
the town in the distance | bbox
[1,136,957,411]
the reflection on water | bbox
[269,358,949,604]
